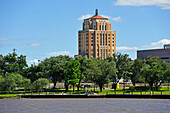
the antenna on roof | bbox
[95,9,98,16]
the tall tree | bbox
[129,59,145,86]
[0,51,27,76]
[23,64,44,83]
[87,58,116,92]
[164,68,170,90]
[113,53,132,82]
[75,56,88,91]
[65,60,81,92]
[42,55,72,89]
[141,56,169,90]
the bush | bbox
[129,86,161,91]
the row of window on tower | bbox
[91,33,114,46]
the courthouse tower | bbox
[78,9,116,59]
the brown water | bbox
[0,99,170,113]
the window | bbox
[100,33,102,45]
[105,25,106,30]
[100,25,101,30]
[100,49,102,52]
[103,34,104,45]
[105,34,107,45]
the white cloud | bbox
[101,15,122,22]
[30,43,40,47]
[142,39,170,48]
[78,14,92,20]
[47,51,74,57]
[29,37,49,40]
[117,46,138,50]
[0,38,8,40]
[78,14,122,22]
[29,59,40,63]
[113,0,170,10]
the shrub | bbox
[129,86,161,91]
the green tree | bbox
[129,59,145,86]
[23,64,44,83]
[113,53,132,82]
[0,51,27,76]
[105,56,117,89]
[42,55,72,89]
[21,78,31,93]
[1,73,17,92]
[87,58,116,92]
[0,75,5,90]
[141,56,169,90]
[164,68,170,90]
[75,56,88,91]
[66,60,81,92]
[33,78,49,92]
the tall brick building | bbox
[78,9,116,59]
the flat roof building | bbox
[137,45,170,63]
[78,9,116,59]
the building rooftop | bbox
[86,9,108,20]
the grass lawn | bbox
[0,86,170,98]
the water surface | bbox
[0,99,170,113]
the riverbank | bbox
[14,94,170,99]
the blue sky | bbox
[0,0,170,65]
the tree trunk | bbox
[77,79,81,91]
[99,85,102,92]
[149,82,153,91]
[168,81,169,91]
[94,84,95,92]
[73,84,75,92]
[65,81,68,92]
[53,81,56,88]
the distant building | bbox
[137,45,170,63]
[164,44,170,49]
[78,9,116,59]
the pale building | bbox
[78,9,116,59]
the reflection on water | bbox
[0,99,170,113]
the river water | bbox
[0,99,170,113]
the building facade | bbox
[78,9,116,59]
[137,45,170,63]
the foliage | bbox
[129,59,145,86]
[113,53,132,82]
[75,56,89,91]
[129,86,161,91]
[42,55,72,89]
[87,58,117,92]
[0,52,27,76]
[33,78,49,91]
[141,56,169,90]
[65,60,81,92]
[23,64,44,83]
[21,78,31,92]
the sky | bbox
[0,0,170,65]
